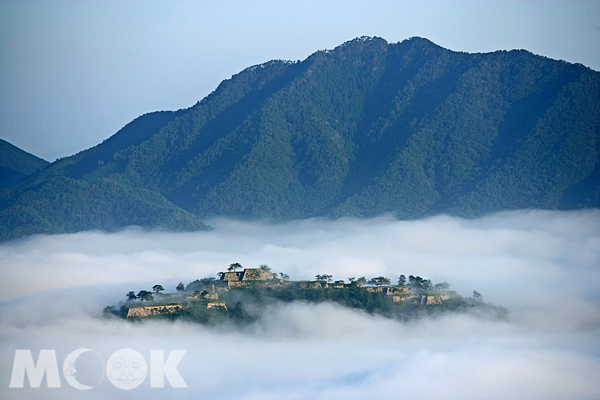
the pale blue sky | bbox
[1,0,599,160]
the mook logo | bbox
[9,348,187,390]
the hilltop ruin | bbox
[118,268,459,320]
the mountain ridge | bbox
[1,36,599,241]
[0,139,49,190]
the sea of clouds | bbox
[1,209,599,399]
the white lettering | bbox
[150,350,188,388]
[9,350,61,388]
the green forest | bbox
[1,36,599,241]
[0,139,48,190]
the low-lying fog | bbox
[1,210,599,399]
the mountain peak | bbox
[1,38,598,241]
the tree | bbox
[126,291,137,303]
[348,277,355,283]
[152,284,165,296]
[315,274,332,282]
[103,305,115,318]
[228,262,243,272]
[259,264,271,273]
[433,281,450,290]
[408,275,416,287]
[408,275,428,292]
[472,290,483,302]
[422,279,433,291]
[176,282,185,292]
[316,274,330,282]
[369,276,391,287]
[357,276,367,284]
[398,275,406,286]
[279,272,289,281]
[137,290,153,303]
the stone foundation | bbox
[206,302,227,310]
[126,305,183,318]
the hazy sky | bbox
[1,0,599,160]
[1,210,599,399]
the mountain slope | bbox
[1,37,599,240]
[0,139,49,189]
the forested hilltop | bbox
[105,266,507,324]
[1,36,599,240]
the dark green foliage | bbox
[408,275,432,292]
[0,139,49,188]
[228,262,243,272]
[152,284,165,295]
[137,290,153,303]
[2,37,599,241]
[185,278,215,292]
[0,175,208,241]
[369,276,391,286]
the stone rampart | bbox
[126,305,183,318]
[425,294,451,305]
[222,272,243,281]
[206,302,227,310]
[228,280,289,289]
[241,268,273,281]
[392,294,418,302]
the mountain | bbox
[1,37,599,241]
[0,139,49,189]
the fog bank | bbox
[1,210,599,399]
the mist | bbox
[1,210,599,399]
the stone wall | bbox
[126,305,183,318]
[425,294,450,305]
[227,281,254,288]
[206,302,227,310]
[228,280,289,289]
[241,268,273,281]
[222,272,243,281]
[220,269,273,282]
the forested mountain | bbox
[0,139,48,189]
[1,37,599,241]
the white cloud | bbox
[1,210,600,399]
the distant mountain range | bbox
[1,37,599,241]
